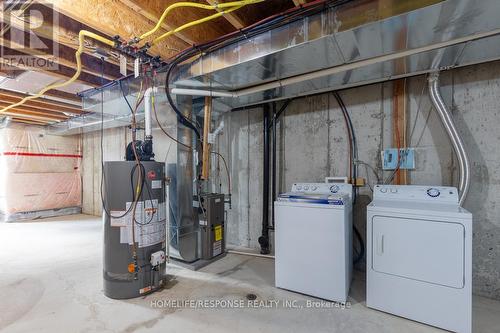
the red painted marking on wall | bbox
[0,152,83,158]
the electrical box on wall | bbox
[382,148,415,170]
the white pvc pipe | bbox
[144,86,157,138]
[226,249,275,259]
[171,88,235,98]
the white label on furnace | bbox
[151,180,162,189]
[213,240,222,256]
[199,219,207,226]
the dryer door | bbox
[372,216,464,288]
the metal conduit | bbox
[428,72,471,206]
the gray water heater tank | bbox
[102,161,167,299]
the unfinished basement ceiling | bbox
[173,0,500,109]
[0,71,92,97]
[0,0,297,124]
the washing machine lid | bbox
[278,193,347,206]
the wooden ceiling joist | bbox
[0,109,66,122]
[1,27,122,80]
[117,0,235,45]
[205,0,245,29]
[0,93,82,115]
[0,89,80,108]
[43,89,82,103]
[118,0,197,45]
[1,46,110,87]
[10,117,51,125]
[1,4,124,77]
[0,102,69,120]
[40,0,189,60]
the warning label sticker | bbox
[214,225,222,242]
[151,180,162,189]
[110,200,166,248]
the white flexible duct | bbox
[428,72,470,206]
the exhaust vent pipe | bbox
[428,72,470,206]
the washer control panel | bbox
[291,183,353,198]
[373,185,458,203]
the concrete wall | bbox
[212,62,500,300]
[82,61,500,300]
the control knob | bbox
[427,188,441,197]
[330,185,340,193]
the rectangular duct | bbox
[173,0,500,109]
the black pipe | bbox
[271,102,277,230]
[268,100,292,231]
[259,105,271,254]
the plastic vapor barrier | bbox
[0,123,82,222]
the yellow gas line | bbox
[139,0,264,41]
[151,5,244,46]
[0,0,263,114]
[0,31,115,114]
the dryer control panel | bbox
[373,185,458,204]
[291,183,353,198]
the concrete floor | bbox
[0,214,499,333]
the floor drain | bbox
[246,293,257,300]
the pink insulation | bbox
[0,124,82,219]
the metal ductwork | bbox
[167,95,200,262]
[52,0,500,134]
[428,72,471,206]
[173,0,500,111]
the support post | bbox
[201,96,212,180]
[392,79,408,184]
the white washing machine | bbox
[275,182,352,302]
[367,185,472,333]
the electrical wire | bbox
[211,151,231,196]
[119,80,134,114]
[100,58,135,219]
[333,91,357,195]
[353,224,365,265]
[357,161,380,182]
[164,61,201,138]
[162,0,351,139]
[333,92,354,182]
[151,92,192,150]
[383,76,428,184]
[332,91,364,264]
